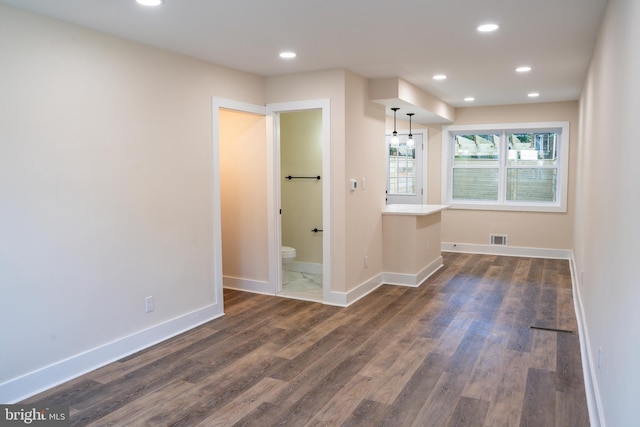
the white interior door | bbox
[386,132,425,204]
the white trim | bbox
[323,274,384,307]
[441,242,571,259]
[382,256,444,287]
[386,128,428,204]
[222,276,273,295]
[441,121,569,213]
[266,99,331,302]
[569,253,605,427]
[0,305,223,404]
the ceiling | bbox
[1,0,608,110]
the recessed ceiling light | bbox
[477,23,499,32]
[516,66,532,73]
[433,74,447,80]
[464,97,475,102]
[279,52,296,59]
[528,92,540,98]
[136,0,163,6]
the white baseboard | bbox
[223,276,275,295]
[0,304,224,404]
[442,242,571,260]
[383,256,444,287]
[324,257,444,307]
[324,274,385,307]
[569,253,605,427]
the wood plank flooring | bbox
[23,253,589,426]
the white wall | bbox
[575,0,640,425]
[0,4,264,402]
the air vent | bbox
[490,234,508,246]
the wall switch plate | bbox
[145,296,154,313]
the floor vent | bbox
[490,234,508,245]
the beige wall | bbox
[280,110,323,264]
[439,101,579,249]
[220,109,269,282]
[383,213,442,274]
[345,70,387,290]
[0,4,264,390]
[575,1,640,425]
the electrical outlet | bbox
[364,256,368,268]
[145,296,154,313]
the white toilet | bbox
[281,246,297,285]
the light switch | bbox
[349,179,358,191]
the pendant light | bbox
[407,113,415,148]
[391,108,400,144]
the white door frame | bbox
[386,128,428,205]
[266,99,331,301]
[211,98,268,305]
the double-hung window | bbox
[442,121,569,212]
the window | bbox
[386,131,426,204]
[442,122,569,212]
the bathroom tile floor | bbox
[279,271,323,302]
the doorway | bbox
[277,110,323,301]
[212,98,331,306]
[267,99,331,304]
[386,130,427,205]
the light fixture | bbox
[516,66,532,73]
[433,74,447,80]
[391,107,400,144]
[279,51,296,59]
[464,97,475,102]
[136,0,163,6]
[528,92,540,98]
[406,113,415,148]
[477,23,499,32]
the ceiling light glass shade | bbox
[516,66,532,73]
[136,0,163,6]
[433,74,447,80]
[477,23,499,32]
[407,135,414,147]
[406,113,415,147]
[464,97,475,102]
[528,92,540,98]
[279,52,296,59]
[391,131,400,145]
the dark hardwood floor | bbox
[23,253,589,426]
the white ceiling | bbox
[1,0,608,109]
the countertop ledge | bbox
[382,204,450,216]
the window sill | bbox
[445,202,567,213]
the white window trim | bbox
[441,121,569,212]
[386,128,428,204]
